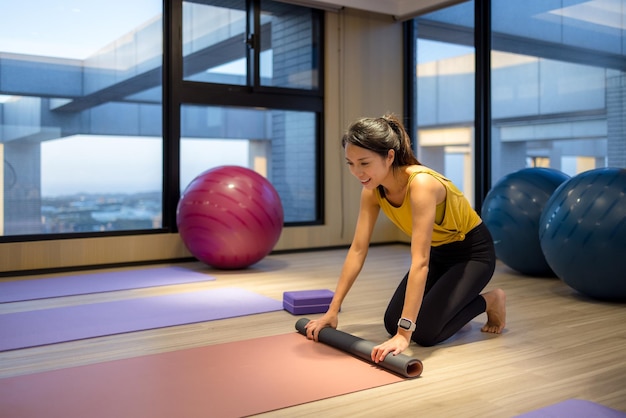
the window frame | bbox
[0,0,325,243]
[170,0,325,230]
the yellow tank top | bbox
[375,166,481,247]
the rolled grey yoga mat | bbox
[295,318,423,378]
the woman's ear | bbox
[387,149,395,165]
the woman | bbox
[305,114,506,364]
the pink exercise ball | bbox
[176,165,284,269]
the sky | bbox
[418,39,473,63]
[0,0,162,59]
[41,136,248,196]
[41,136,163,196]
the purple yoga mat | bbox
[0,288,282,351]
[516,399,626,417]
[0,266,215,303]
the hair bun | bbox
[383,115,400,137]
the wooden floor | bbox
[1,244,625,417]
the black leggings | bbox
[383,223,496,347]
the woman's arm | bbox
[305,187,380,341]
[371,173,445,361]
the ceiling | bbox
[278,0,466,21]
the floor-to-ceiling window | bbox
[179,1,322,224]
[490,0,626,182]
[0,1,164,236]
[414,1,476,206]
[411,0,626,209]
[0,0,323,239]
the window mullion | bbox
[246,0,261,88]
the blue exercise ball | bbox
[539,168,626,301]
[482,167,570,276]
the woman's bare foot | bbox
[481,288,506,334]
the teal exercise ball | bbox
[482,168,570,276]
[539,168,626,301]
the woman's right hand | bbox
[304,313,338,341]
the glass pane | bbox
[491,0,626,183]
[0,1,163,236]
[259,1,319,89]
[180,105,317,223]
[414,1,475,206]
[182,0,247,85]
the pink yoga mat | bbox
[0,332,406,418]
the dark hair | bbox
[341,114,420,168]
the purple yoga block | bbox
[283,289,334,315]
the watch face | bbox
[399,318,411,329]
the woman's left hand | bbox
[371,334,410,363]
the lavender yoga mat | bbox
[0,288,282,351]
[515,399,626,417]
[0,332,405,418]
[0,266,215,303]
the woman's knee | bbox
[412,333,439,347]
[411,317,443,346]
[385,313,441,346]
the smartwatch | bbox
[397,317,416,332]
